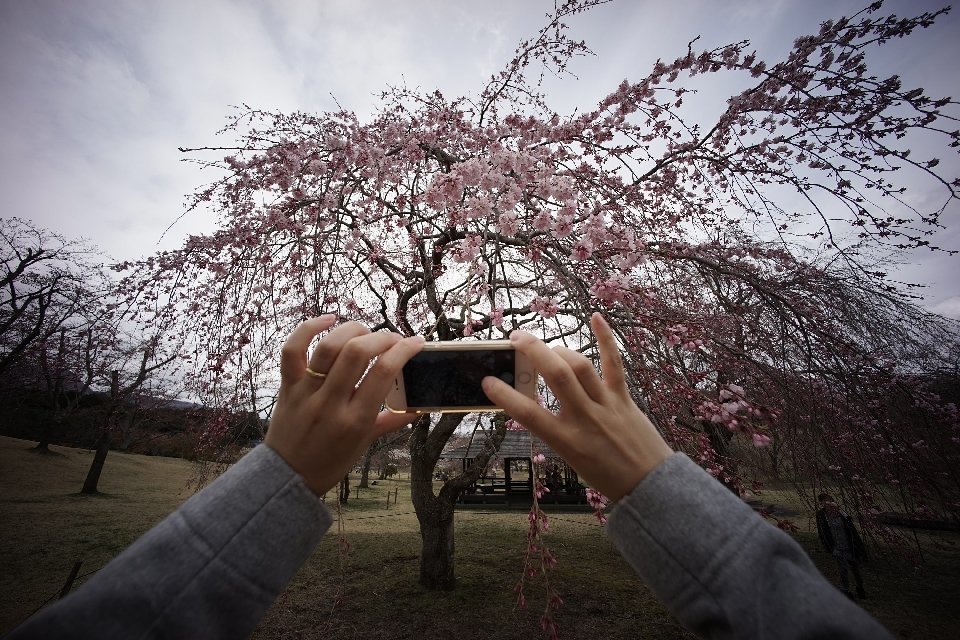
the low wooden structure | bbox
[440,430,588,509]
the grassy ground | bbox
[0,436,200,633]
[1,435,959,638]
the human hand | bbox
[266,315,425,496]
[481,313,672,501]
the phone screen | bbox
[401,349,516,408]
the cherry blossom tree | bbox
[124,0,959,588]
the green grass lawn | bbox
[1,435,958,638]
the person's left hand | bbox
[265,315,424,496]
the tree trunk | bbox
[34,429,52,453]
[418,506,456,590]
[359,447,374,489]
[705,420,739,495]
[82,371,119,495]
[409,413,506,590]
[34,415,64,454]
[81,430,110,494]
[410,456,456,589]
[410,414,456,590]
[120,411,139,451]
[338,474,350,503]
[768,436,782,480]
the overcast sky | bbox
[1,0,958,318]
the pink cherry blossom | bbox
[529,296,559,318]
[752,433,772,448]
[570,239,593,261]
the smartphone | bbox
[385,340,537,413]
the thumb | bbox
[482,376,558,443]
[373,409,418,438]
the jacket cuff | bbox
[605,453,762,613]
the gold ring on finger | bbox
[305,367,328,380]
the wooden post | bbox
[386,492,391,508]
[58,560,83,599]
[394,487,398,504]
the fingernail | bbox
[319,313,336,321]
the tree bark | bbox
[359,448,374,489]
[705,420,739,495]
[768,436,783,479]
[409,413,507,590]
[81,430,110,494]
[417,503,456,590]
[338,474,350,503]
[34,416,61,453]
[81,370,119,495]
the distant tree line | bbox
[0,218,260,491]
[0,385,262,461]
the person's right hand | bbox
[481,313,673,501]
[266,315,424,496]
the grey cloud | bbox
[0,0,956,306]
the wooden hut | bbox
[440,430,588,509]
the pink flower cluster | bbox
[451,235,483,263]
[697,383,749,430]
[462,320,482,337]
[585,488,609,524]
[551,201,577,237]
[529,296,560,318]
[752,433,772,448]
[570,238,593,261]
[464,194,493,220]
[499,211,520,236]
[663,324,703,351]
[518,441,562,640]
[532,449,550,498]
[694,383,773,448]
[719,383,745,401]
[590,274,632,304]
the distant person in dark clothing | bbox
[816,492,868,599]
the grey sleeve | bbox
[606,453,893,640]
[9,444,333,640]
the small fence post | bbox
[59,560,83,600]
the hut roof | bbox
[440,429,559,460]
